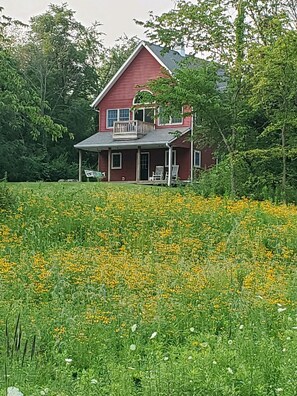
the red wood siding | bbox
[99,150,137,181]
[98,146,214,182]
[97,47,192,131]
[200,147,216,169]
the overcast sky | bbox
[1,0,175,46]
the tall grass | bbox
[1,182,297,395]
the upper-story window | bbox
[107,108,130,128]
[158,107,183,125]
[133,91,155,124]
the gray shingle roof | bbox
[146,43,185,72]
[74,127,190,152]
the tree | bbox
[138,0,250,195]
[0,7,70,180]
[138,0,297,200]
[247,30,297,201]
[96,35,139,93]
[16,3,104,179]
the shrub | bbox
[0,183,17,211]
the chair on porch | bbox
[149,166,164,181]
[165,165,180,181]
[172,165,179,180]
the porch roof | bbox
[74,127,190,152]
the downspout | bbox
[107,148,111,182]
[166,142,172,187]
[190,113,194,183]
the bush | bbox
[192,157,297,203]
[0,183,17,211]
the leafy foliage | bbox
[140,0,297,201]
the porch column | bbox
[107,148,111,182]
[97,151,100,171]
[167,145,173,187]
[136,146,141,182]
[78,150,82,182]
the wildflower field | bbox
[1,182,297,395]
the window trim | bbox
[158,107,183,126]
[111,152,122,169]
[133,90,155,124]
[106,108,130,129]
[165,149,177,167]
[194,150,201,168]
[133,107,155,123]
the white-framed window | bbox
[107,109,130,128]
[111,152,122,169]
[133,91,155,124]
[194,150,201,168]
[158,107,183,125]
[165,150,177,167]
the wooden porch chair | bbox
[150,166,164,181]
[172,165,179,180]
[165,165,180,181]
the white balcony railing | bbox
[113,120,154,140]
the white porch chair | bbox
[149,166,164,181]
[165,165,180,182]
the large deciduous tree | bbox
[138,0,297,200]
[0,9,67,181]
[248,30,297,201]
[17,4,103,179]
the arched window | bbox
[133,91,155,124]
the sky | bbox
[1,0,176,46]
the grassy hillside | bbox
[1,183,297,395]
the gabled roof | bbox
[91,41,185,108]
[74,127,190,152]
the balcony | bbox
[113,120,154,140]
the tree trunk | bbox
[281,123,287,202]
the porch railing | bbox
[113,120,154,140]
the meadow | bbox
[1,182,297,395]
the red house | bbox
[74,42,215,185]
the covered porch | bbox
[74,127,193,186]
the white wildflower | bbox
[276,388,283,393]
[40,389,49,396]
[163,356,169,361]
[131,324,137,333]
[239,324,244,330]
[188,356,193,360]
[150,331,157,339]
[227,367,233,374]
[65,358,73,364]
[7,387,24,396]
[277,307,287,313]
[130,344,136,351]
[190,327,195,332]
[228,339,233,345]
[212,360,217,365]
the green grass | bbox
[1,182,297,395]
